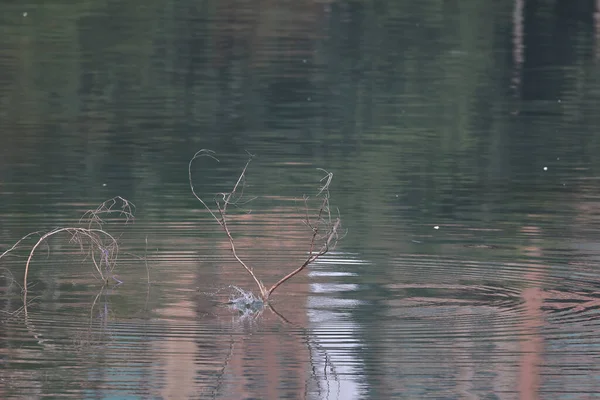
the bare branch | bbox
[266,170,341,300]
[189,150,342,303]
[216,201,267,298]
[316,169,333,196]
[188,149,222,225]
[0,197,134,311]
[80,196,135,229]
[189,150,266,298]
[0,231,45,262]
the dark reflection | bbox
[521,0,595,102]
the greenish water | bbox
[2,0,600,398]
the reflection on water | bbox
[3,0,600,398]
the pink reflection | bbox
[518,225,544,400]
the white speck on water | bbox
[434,226,439,230]
[303,59,307,63]
[557,157,560,160]
[307,97,311,101]
[543,167,548,171]
[23,12,27,17]
[102,183,107,187]
[395,194,399,198]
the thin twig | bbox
[145,236,150,284]
[189,151,342,302]
[265,170,340,299]
[188,149,222,225]
[22,228,120,291]
[189,150,266,298]
[0,197,133,313]
[0,231,44,262]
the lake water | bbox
[2,1,600,399]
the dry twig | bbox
[0,197,135,294]
[189,150,342,302]
[265,169,341,299]
[189,150,267,298]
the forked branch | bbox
[265,170,341,299]
[189,150,342,303]
[189,150,267,298]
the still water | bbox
[2,0,600,398]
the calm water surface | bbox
[2,1,600,399]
